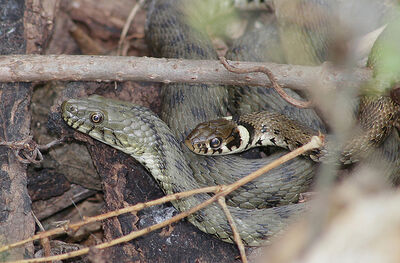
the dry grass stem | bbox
[31,212,51,262]
[117,0,146,55]
[218,197,247,263]
[0,186,219,254]
[226,135,323,194]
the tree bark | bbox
[0,0,35,260]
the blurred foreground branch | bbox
[0,55,371,91]
[257,166,400,263]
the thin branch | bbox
[0,186,220,254]
[117,0,146,56]
[0,55,371,92]
[218,197,247,263]
[223,135,323,193]
[31,212,51,262]
[1,135,323,263]
[220,57,313,108]
[0,136,42,164]
[0,136,64,164]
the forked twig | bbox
[117,0,146,56]
[1,136,323,263]
[0,137,64,164]
[220,57,313,108]
[0,186,220,254]
[218,197,247,263]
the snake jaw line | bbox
[233,125,250,153]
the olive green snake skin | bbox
[62,0,400,246]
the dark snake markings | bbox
[62,0,400,245]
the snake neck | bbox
[235,112,318,150]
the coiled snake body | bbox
[62,0,400,246]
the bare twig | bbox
[0,137,64,164]
[37,137,65,151]
[0,136,41,163]
[0,186,220,254]
[117,0,146,56]
[218,197,247,263]
[0,55,371,91]
[220,57,313,108]
[224,135,323,193]
[31,212,51,262]
[1,135,323,263]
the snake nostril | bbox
[61,101,77,114]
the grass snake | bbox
[61,0,400,246]
[185,96,399,164]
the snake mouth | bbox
[61,101,72,121]
[60,101,68,114]
[184,139,214,155]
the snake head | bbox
[184,117,249,155]
[61,95,164,157]
[61,96,110,136]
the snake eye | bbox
[68,105,77,113]
[90,112,104,124]
[209,137,222,149]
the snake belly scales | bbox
[61,0,400,246]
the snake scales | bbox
[62,0,400,246]
[185,95,399,164]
